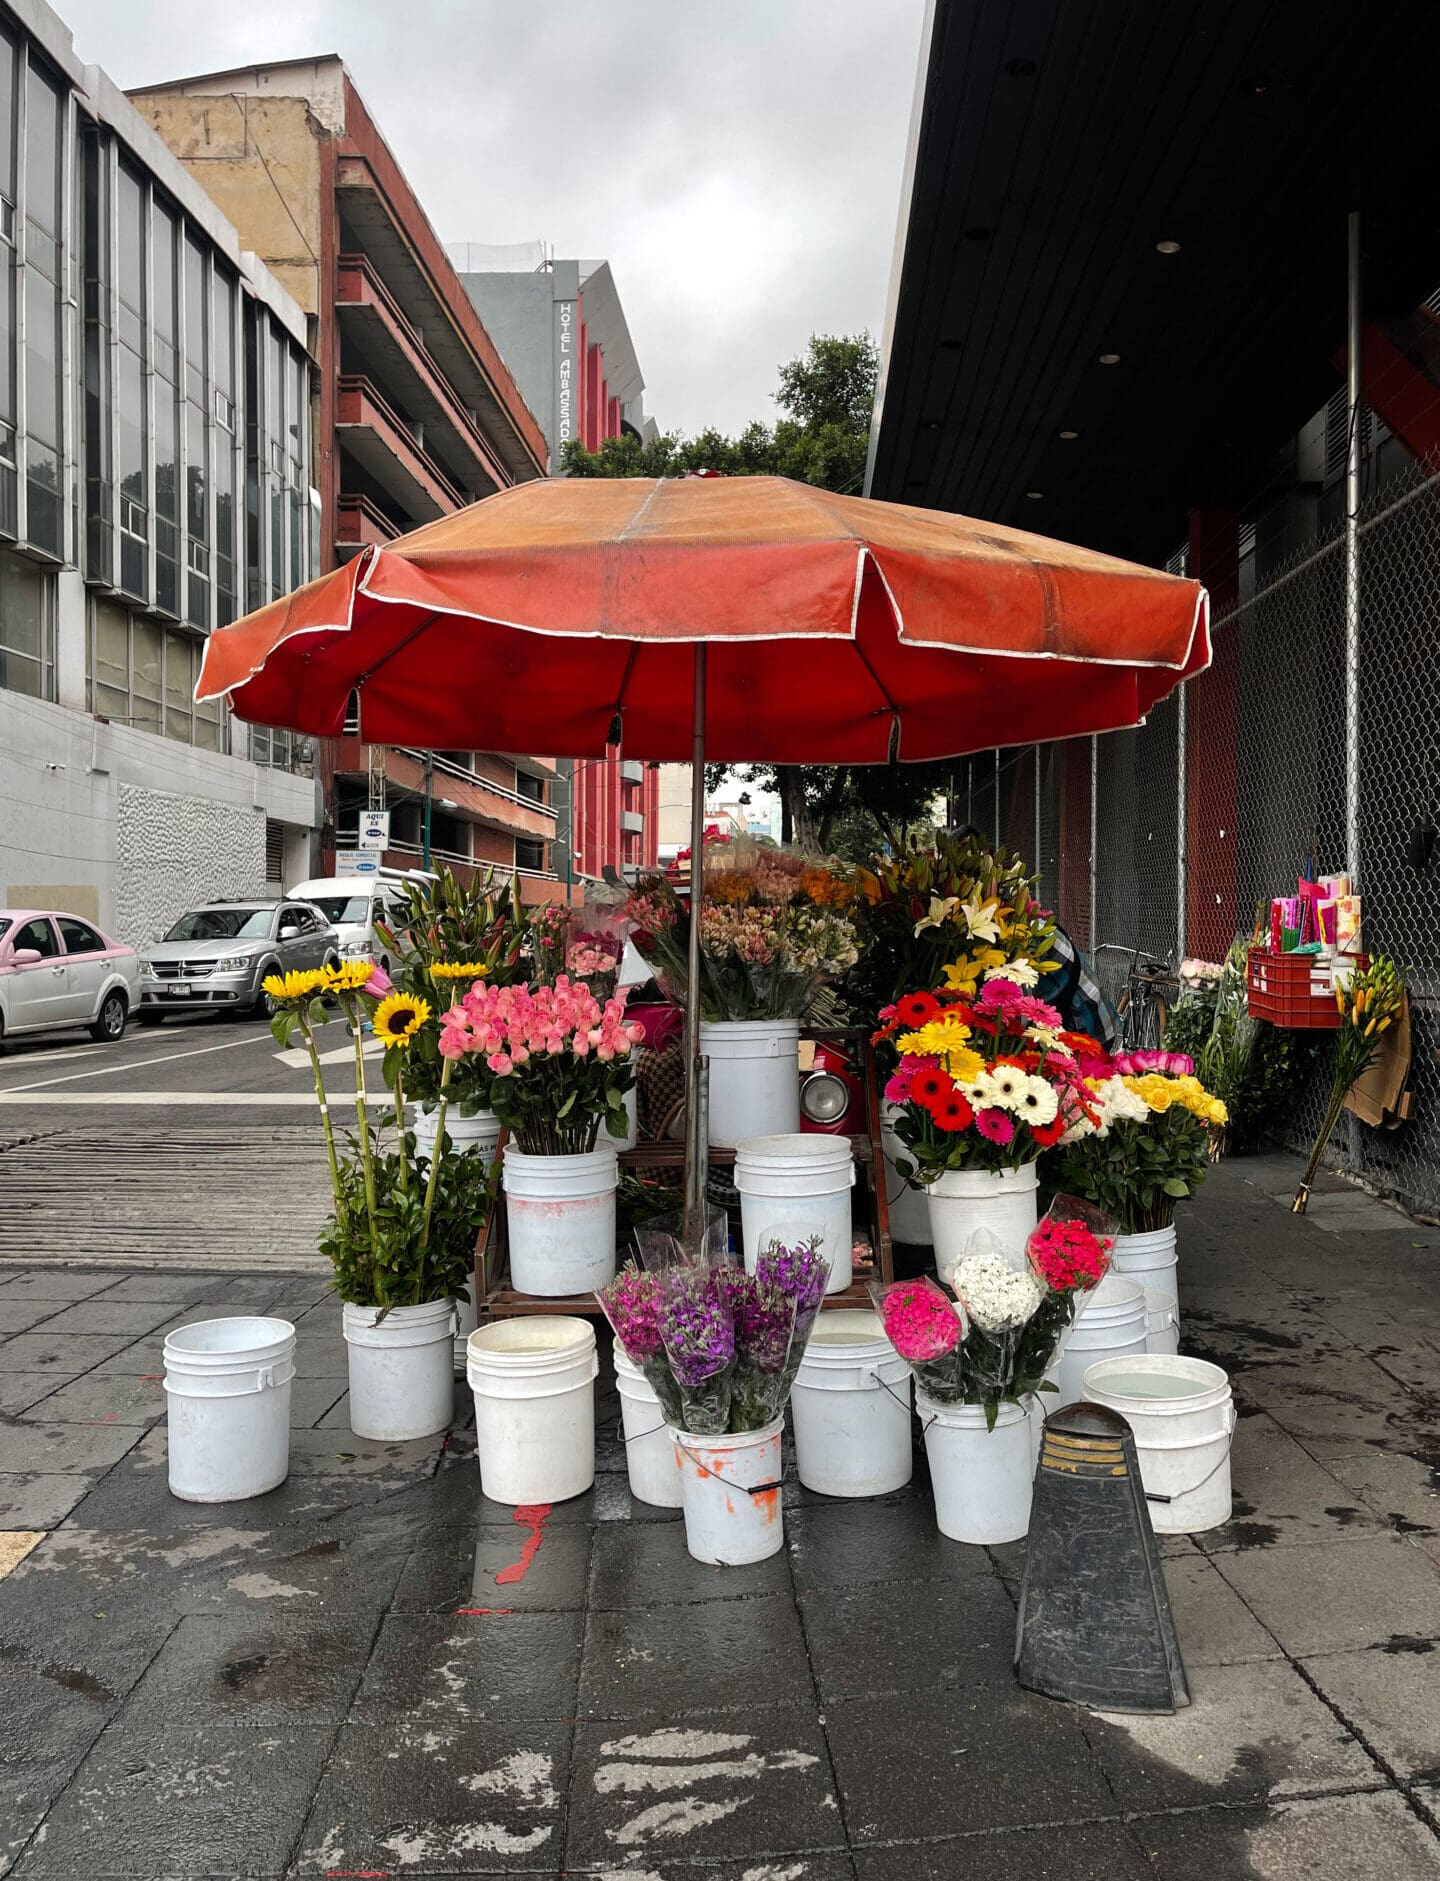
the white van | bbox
[287,869,434,969]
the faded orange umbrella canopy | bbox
[197,475,1209,763]
[198,474,1209,1233]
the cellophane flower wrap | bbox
[754,1237,831,1402]
[658,1266,736,1435]
[1014,1197,1116,1389]
[877,972,1094,1181]
[869,1275,968,1404]
[625,842,859,1021]
[597,1263,683,1427]
[438,976,644,1155]
[950,1234,1045,1427]
[713,1264,797,1432]
[1043,1044,1228,1231]
[533,894,631,1007]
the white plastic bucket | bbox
[1054,1273,1148,1408]
[1029,1363,1061,1464]
[614,1345,682,1507]
[1083,1354,1236,1534]
[735,1133,856,1294]
[619,1082,640,1151]
[343,1298,456,1440]
[454,1276,478,1372]
[412,1104,502,1164]
[791,1308,913,1497]
[919,1394,1032,1544]
[881,1100,932,1246]
[1113,1225,1180,1352]
[163,1316,296,1503]
[671,1417,785,1564]
[468,1317,599,1505]
[503,1143,618,1296]
[700,1020,800,1149]
[927,1164,1039,1272]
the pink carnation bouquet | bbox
[869,1275,968,1404]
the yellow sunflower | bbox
[428,961,491,982]
[262,967,327,1005]
[323,958,378,993]
[372,992,430,1048]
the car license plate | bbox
[167,985,193,998]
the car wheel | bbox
[138,1011,165,1027]
[88,990,128,1043]
[251,960,283,1019]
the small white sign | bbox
[357,810,390,850]
[334,851,379,876]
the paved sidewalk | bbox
[1,1154,1438,1878]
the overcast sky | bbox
[59,0,926,438]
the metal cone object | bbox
[1014,1400,1190,1713]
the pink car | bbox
[0,910,140,1046]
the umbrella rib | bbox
[350,608,446,695]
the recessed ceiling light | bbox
[1025,490,1043,500]
[1059,429,1078,440]
[1156,240,1181,255]
[1099,352,1121,365]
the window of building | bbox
[515,837,547,873]
[86,596,224,751]
[517,772,545,805]
[81,125,110,581]
[21,58,62,557]
[0,546,51,696]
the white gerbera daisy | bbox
[987,1064,1025,1104]
[983,958,1040,988]
[1016,1075,1059,1126]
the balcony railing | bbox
[392,745,558,819]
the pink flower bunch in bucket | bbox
[440,975,644,1155]
[869,1275,968,1403]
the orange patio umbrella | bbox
[197,474,1210,1231]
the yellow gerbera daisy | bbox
[323,958,378,993]
[372,992,430,1048]
[428,961,491,981]
[262,967,327,1004]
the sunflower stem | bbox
[298,1008,345,1217]
[419,1054,453,1257]
[347,993,381,1273]
[392,1058,410,1195]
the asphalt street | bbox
[0,1010,369,1269]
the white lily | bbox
[959,890,1003,943]
[913,895,961,937]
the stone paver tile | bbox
[314,1390,355,1428]
[801,1576,1016,1700]
[0,1331,135,1373]
[1,1762,80,1878]
[1131,1791,1440,1879]
[393,1519,591,1613]
[1214,1536,1440,1655]
[0,1473,95,1529]
[581,1591,810,1721]
[827,1685,1112,1843]
[1238,1354,1418,1450]
[27,1300,181,1338]
[1086,1660,1378,1808]
[1163,1554,1283,1664]
[1325,1449,1440,1551]
[0,1531,42,1580]
[0,1633,120,1765]
[216,1524,413,1616]
[0,1271,120,1303]
[16,1371,166,1428]
[280,1427,448,1479]
[0,1376,62,1417]
[1302,1641,1440,1779]
[588,1516,790,1609]
[11,1723,335,1877]
[852,1823,1153,1881]
[85,1274,223,1305]
[293,1718,570,1876]
[286,1376,347,1428]
[590,1469,686,1522]
[787,1500,994,1591]
[1197,1410,1391,1554]
[353,1611,582,1724]
[0,1299,71,1336]
[0,1421,142,1476]
[566,1708,842,1870]
[119,1611,372,1730]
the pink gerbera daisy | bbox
[974,1107,1015,1145]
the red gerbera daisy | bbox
[895,991,942,1026]
[911,1067,950,1109]
[932,1091,975,1131]
[1029,1115,1067,1149]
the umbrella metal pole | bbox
[683,645,709,1248]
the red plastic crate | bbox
[1246,948,1366,1029]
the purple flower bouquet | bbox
[658,1269,736,1434]
[597,1264,684,1427]
[714,1265,797,1432]
[755,1237,831,1402]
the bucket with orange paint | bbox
[669,1416,785,1565]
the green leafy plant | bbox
[1048,1105,1212,1233]
[321,1137,498,1308]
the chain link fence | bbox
[1001,453,1440,1219]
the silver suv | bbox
[137,899,339,1024]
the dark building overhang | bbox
[867,1,1440,565]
